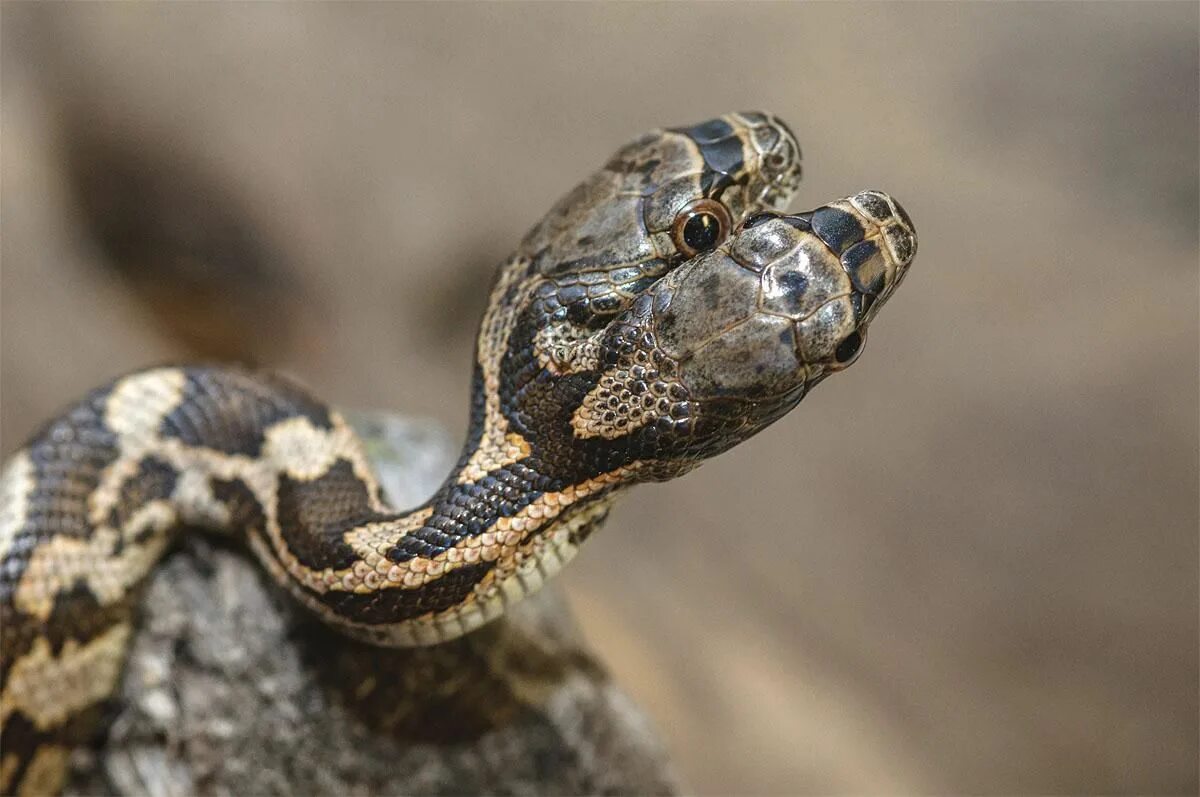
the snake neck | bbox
[202,377,635,645]
[0,364,632,654]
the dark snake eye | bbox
[831,330,865,369]
[671,198,732,258]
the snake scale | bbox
[0,111,915,795]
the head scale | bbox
[481,115,912,487]
[517,111,802,283]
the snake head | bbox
[518,111,802,286]
[566,191,916,473]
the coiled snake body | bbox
[0,112,916,795]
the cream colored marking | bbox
[173,468,231,529]
[533,323,602,375]
[261,414,372,482]
[86,410,388,607]
[271,466,626,596]
[506,499,605,584]
[342,508,433,559]
[13,502,177,620]
[461,495,611,625]
[91,373,388,600]
[572,366,674,440]
[84,408,403,615]
[457,432,532,485]
[254,468,632,648]
[406,487,610,642]
[121,501,176,542]
[0,450,34,561]
[15,745,68,797]
[88,369,187,533]
[323,498,595,648]
[458,259,539,484]
[5,355,623,657]
[0,622,131,731]
[88,452,146,530]
[161,414,381,513]
[104,368,187,441]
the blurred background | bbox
[2,3,1196,794]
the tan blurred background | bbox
[2,3,1196,794]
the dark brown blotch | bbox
[275,459,386,571]
[810,207,865,255]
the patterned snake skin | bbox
[0,112,916,795]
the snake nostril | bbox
[764,152,788,170]
[832,330,865,367]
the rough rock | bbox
[65,414,680,796]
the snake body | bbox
[0,112,915,795]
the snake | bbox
[0,111,916,796]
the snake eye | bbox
[830,330,865,370]
[671,199,732,258]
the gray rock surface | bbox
[65,414,680,796]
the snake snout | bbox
[846,190,917,272]
[776,190,916,317]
